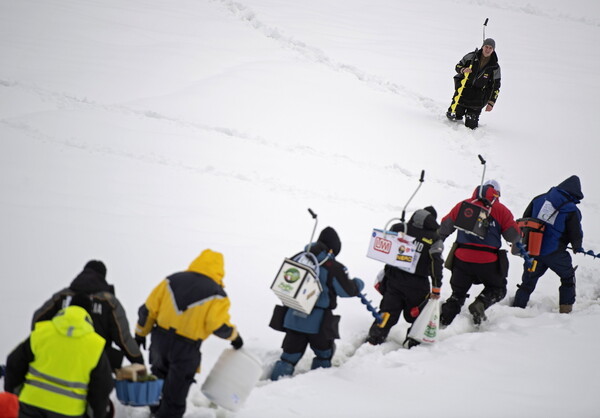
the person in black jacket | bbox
[366,207,444,348]
[270,227,364,380]
[512,176,584,313]
[446,38,501,129]
[31,260,144,370]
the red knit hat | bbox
[0,392,19,418]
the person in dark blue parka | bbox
[512,175,584,313]
[270,227,364,381]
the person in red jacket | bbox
[438,180,523,325]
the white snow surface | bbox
[1,1,600,417]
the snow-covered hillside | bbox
[1,1,599,417]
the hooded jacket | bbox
[5,306,113,417]
[384,209,444,288]
[283,227,362,334]
[135,249,238,343]
[454,48,501,109]
[439,185,521,263]
[31,265,143,367]
[524,175,583,255]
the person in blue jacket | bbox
[269,227,364,381]
[512,175,584,313]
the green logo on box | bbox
[283,268,301,283]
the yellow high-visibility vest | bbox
[19,306,105,416]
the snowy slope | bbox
[1,1,599,417]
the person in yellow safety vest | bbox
[4,305,113,418]
[135,249,243,418]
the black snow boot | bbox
[468,299,487,325]
[440,296,463,327]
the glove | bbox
[231,334,244,350]
[430,287,441,300]
[353,278,365,292]
[573,247,584,254]
[374,270,385,295]
[135,335,146,350]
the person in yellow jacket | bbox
[4,305,113,418]
[135,249,243,418]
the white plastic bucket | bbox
[201,348,262,412]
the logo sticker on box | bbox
[367,229,422,273]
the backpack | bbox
[517,199,569,256]
[270,252,323,315]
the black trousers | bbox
[281,329,333,359]
[441,258,506,325]
[448,79,484,128]
[18,403,81,418]
[368,273,430,341]
[149,328,201,418]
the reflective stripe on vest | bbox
[28,366,89,390]
[24,379,87,401]
[19,320,105,416]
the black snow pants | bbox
[149,327,202,418]
[441,258,507,325]
[367,272,430,344]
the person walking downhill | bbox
[446,38,501,129]
[512,175,584,313]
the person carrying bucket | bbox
[512,176,584,313]
[135,249,243,418]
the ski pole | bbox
[400,170,425,223]
[357,292,383,324]
[483,18,489,42]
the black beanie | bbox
[423,206,437,219]
[318,227,342,256]
[84,260,107,279]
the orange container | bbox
[517,218,545,256]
